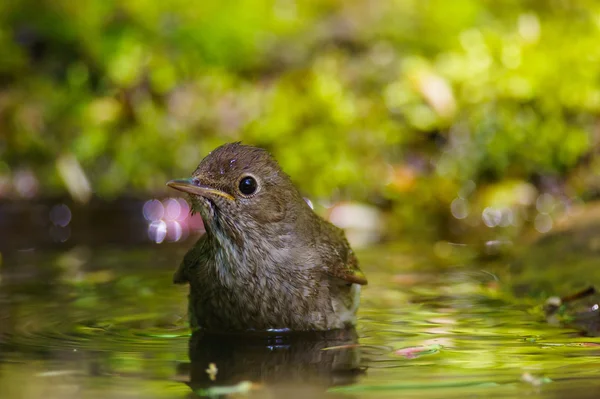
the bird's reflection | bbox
[179,328,364,397]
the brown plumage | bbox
[167,143,367,331]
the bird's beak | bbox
[166,178,235,201]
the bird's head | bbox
[167,143,308,244]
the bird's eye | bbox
[238,176,258,196]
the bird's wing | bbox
[173,235,209,284]
[324,234,368,286]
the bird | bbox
[167,142,367,331]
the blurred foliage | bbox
[2,0,600,238]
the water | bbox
[2,201,600,398]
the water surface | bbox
[1,201,600,398]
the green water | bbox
[2,233,600,398]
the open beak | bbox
[166,178,235,201]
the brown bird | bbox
[167,143,367,331]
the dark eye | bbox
[238,176,258,195]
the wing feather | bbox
[323,230,368,285]
[173,235,209,284]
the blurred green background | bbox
[4,4,600,396]
[2,0,600,241]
